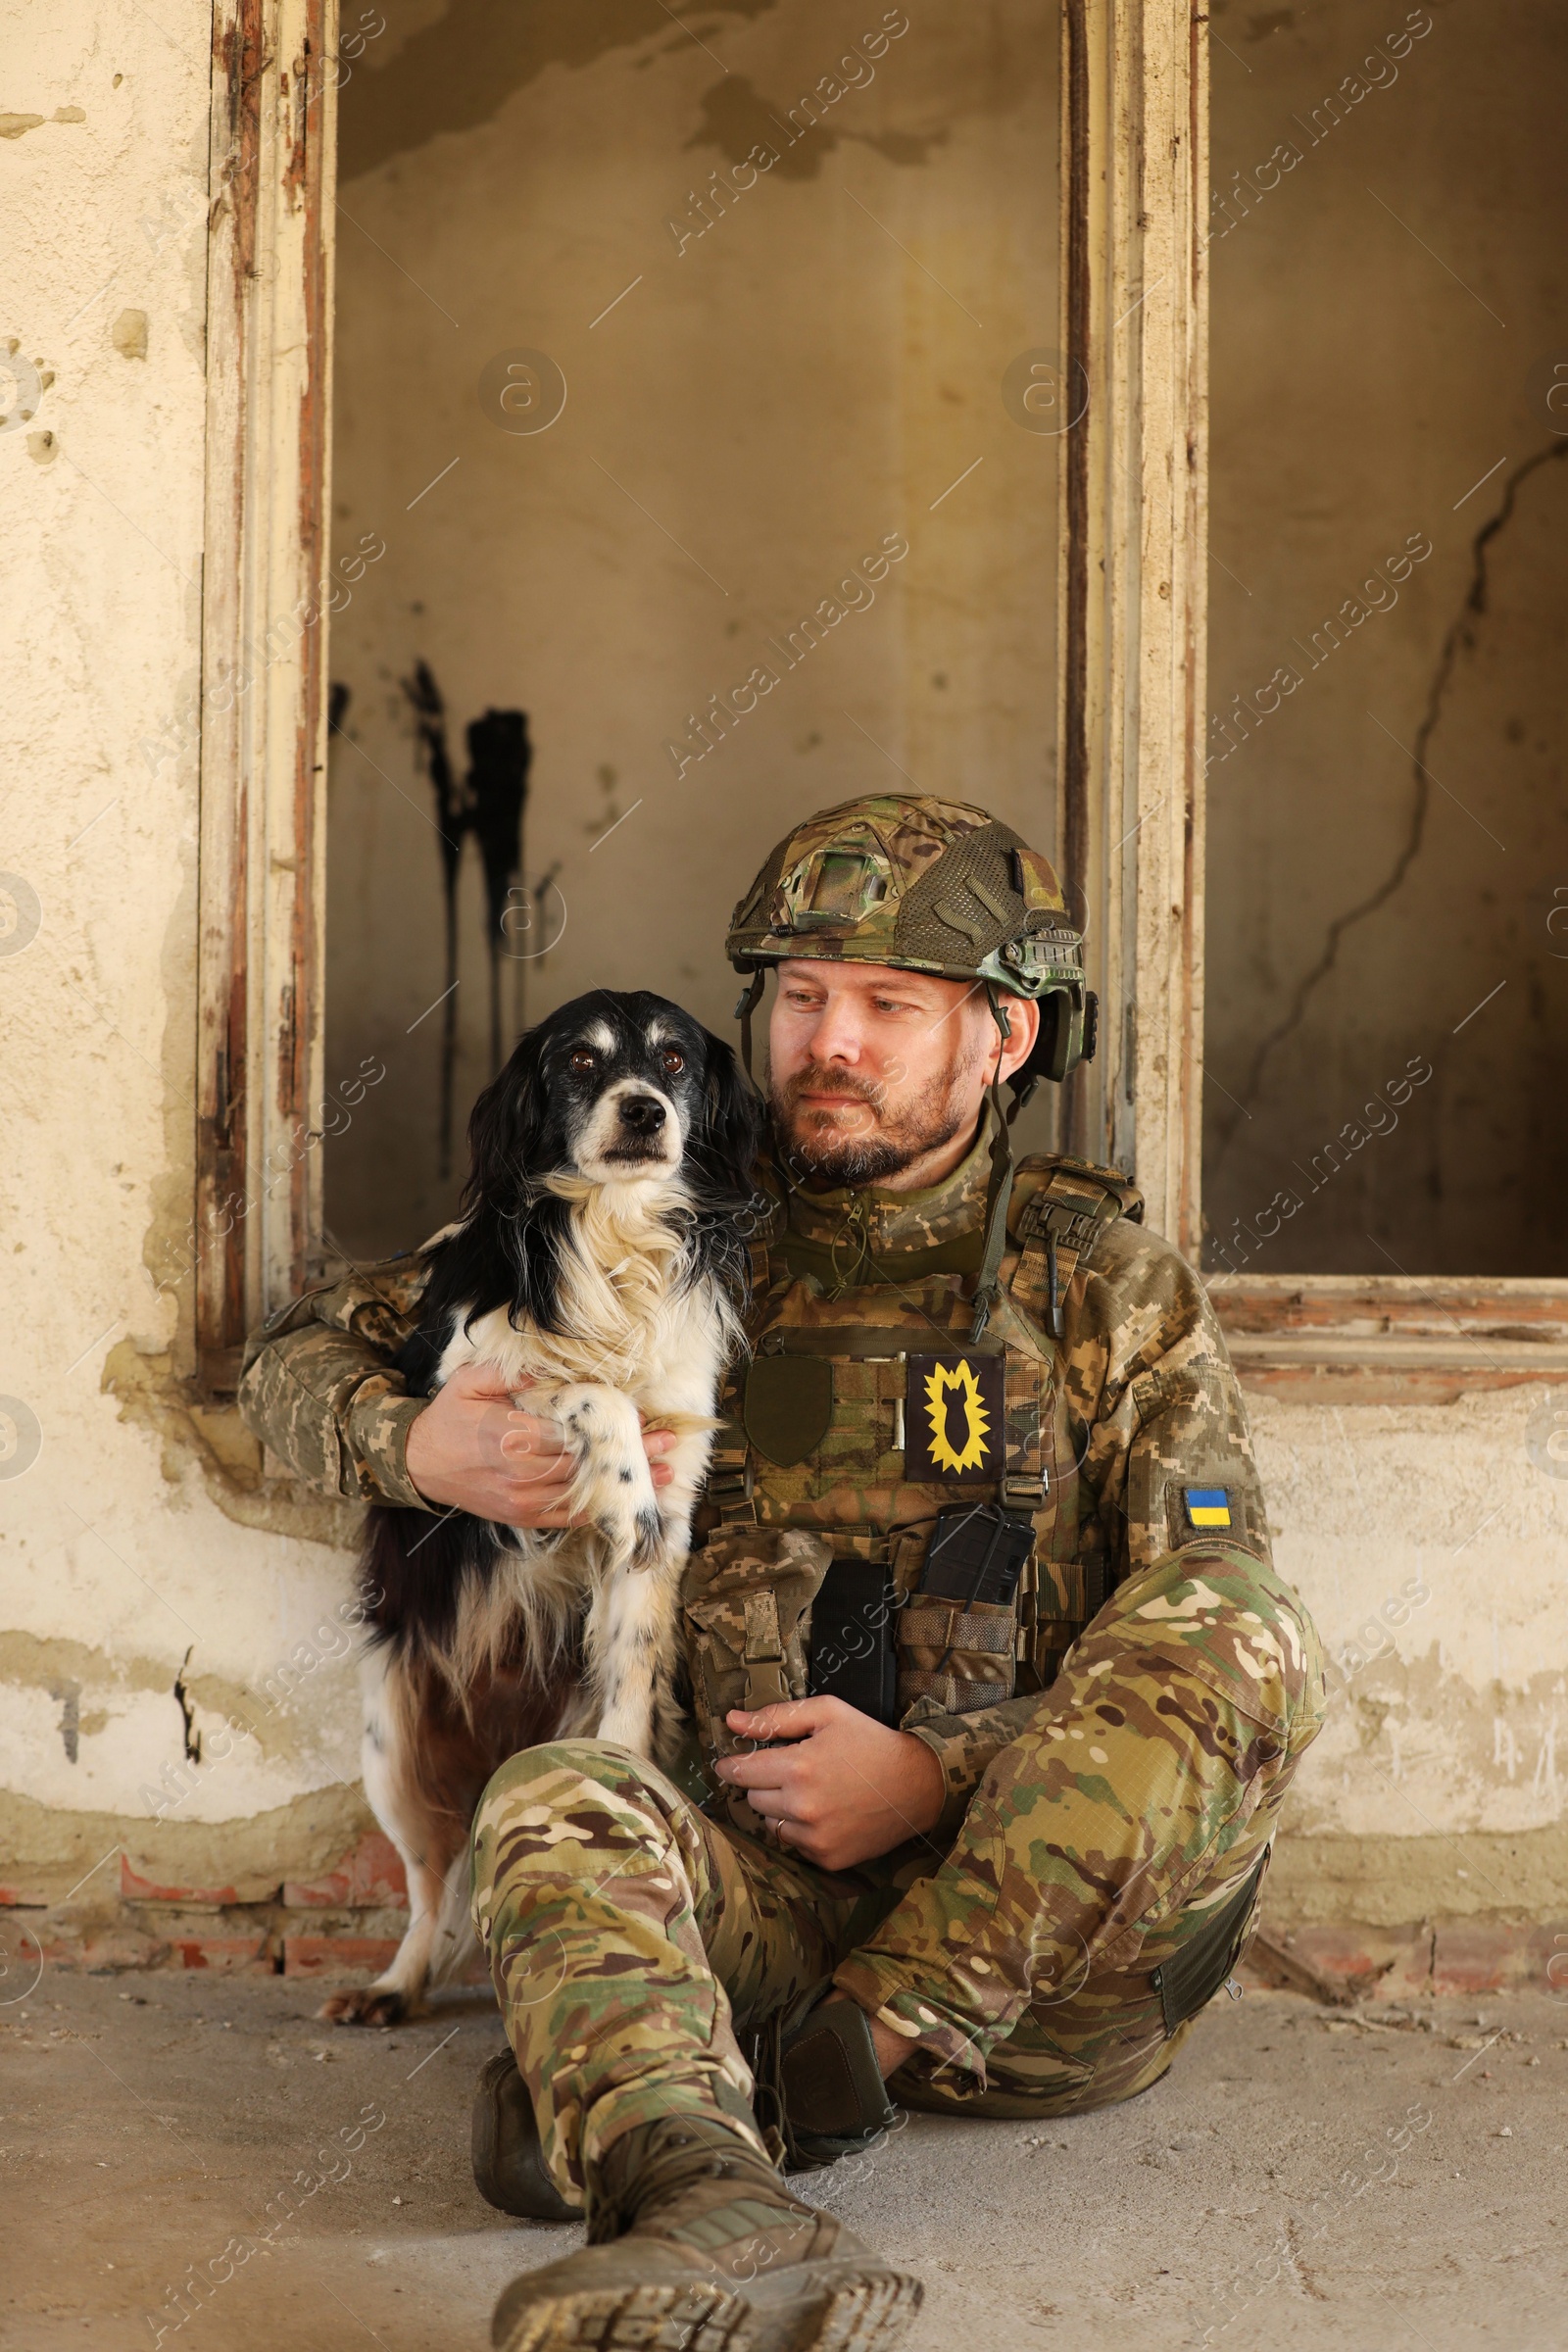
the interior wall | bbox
[3,0,1564,1959]
[2,4,375,1909]
[1251,1381,1568,1935]
[1203,0,1568,1277]
[323,0,1064,1259]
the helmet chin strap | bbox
[969,983,1020,1343]
[733,968,766,1094]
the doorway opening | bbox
[322,2,1065,1261]
[1204,0,1568,1279]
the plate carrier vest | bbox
[682,1152,1145,1816]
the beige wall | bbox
[1200,0,1568,1932]
[323,0,1063,1256]
[1203,0,1568,1277]
[2,2,372,1904]
[2,0,1564,1950]
[1253,1382,1568,1929]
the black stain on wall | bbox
[337,0,782,182]
[682,73,947,178]
[49,1680,80,1764]
[173,1646,202,1767]
[466,706,533,1066]
[402,662,532,1176]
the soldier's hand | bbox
[715,1695,947,1872]
[403,1362,675,1525]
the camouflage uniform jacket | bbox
[238,1126,1277,1830]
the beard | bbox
[770,1049,981,1188]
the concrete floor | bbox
[5,1970,1566,2351]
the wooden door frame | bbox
[1057,0,1207,1260]
[207,2,1488,1386]
[192,0,1209,1375]
[196,0,337,1388]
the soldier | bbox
[240,796,1325,2352]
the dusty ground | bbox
[5,1968,1566,2351]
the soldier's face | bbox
[767,959,1037,1188]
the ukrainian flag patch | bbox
[1184,1487,1233,1530]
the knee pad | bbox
[474,1737,665,1835]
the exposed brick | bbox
[167,1933,273,1974]
[282,1833,408,1911]
[40,1927,172,1973]
[282,1935,403,1978]
[120,1856,254,1906]
[1244,1919,1568,2002]
[1432,1921,1568,1995]
[1247,1921,1433,2000]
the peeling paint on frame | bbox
[196,0,337,1389]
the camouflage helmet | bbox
[726,793,1098,1086]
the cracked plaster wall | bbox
[322,0,1064,1256]
[2,5,370,1901]
[1204,0,1568,1276]
[1250,1382,1568,1925]
[3,1,1564,1936]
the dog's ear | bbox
[464,1024,553,1211]
[695,1029,766,1198]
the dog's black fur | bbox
[323,991,765,2026]
[362,990,764,1666]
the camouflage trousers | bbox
[469,1544,1325,2202]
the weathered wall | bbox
[1251,1382,1568,1932]
[1198,0,1568,1946]
[1203,0,1568,1277]
[1,4,374,1912]
[1,0,1564,1965]
[322,0,1065,1256]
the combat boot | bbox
[489,2111,922,2352]
[471,2048,583,2224]
[753,1990,901,2170]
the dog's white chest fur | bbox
[434,1175,734,1757]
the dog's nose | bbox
[619,1094,666,1135]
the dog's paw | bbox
[628,1503,663,1569]
[318,1985,409,2029]
[602,1496,663,1573]
[553,1384,661,1567]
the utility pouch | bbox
[682,1525,832,1766]
[1150,1854,1268,2036]
[896,1503,1033,1717]
[807,1559,900,1726]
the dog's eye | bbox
[660,1050,685,1075]
[569,1050,595,1073]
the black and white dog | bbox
[323,991,763,2026]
